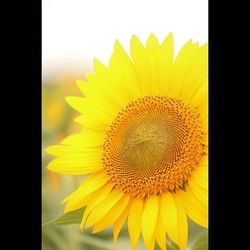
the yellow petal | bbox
[93,58,108,74]
[155,214,167,250]
[197,91,208,133]
[47,152,103,175]
[63,171,109,212]
[174,195,188,250]
[92,194,130,233]
[65,96,114,125]
[185,72,208,109]
[46,142,101,157]
[130,34,151,96]
[161,32,174,65]
[186,96,208,127]
[91,58,130,108]
[46,145,99,157]
[160,193,176,242]
[159,33,174,95]
[109,40,141,101]
[190,156,208,189]
[146,33,162,96]
[61,131,105,147]
[128,198,144,250]
[141,195,158,248]
[113,201,131,249]
[169,40,200,98]
[146,33,160,50]
[86,59,129,108]
[179,43,208,104]
[160,193,187,250]
[45,130,105,175]
[85,188,124,228]
[45,131,105,157]
[179,185,208,228]
[80,183,114,230]
[174,39,199,65]
[75,79,88,96]
[74,115,108,132]
[147,238,156,250]
[76,79,122,115]
[189,178,208,206]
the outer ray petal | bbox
[159,33,174,95]
[78,59,127,111]
[190,156,208,189]
[74,115,108,132]
[65,96,115,125]
[91,59,131,107]
[128,198,144,250]
[141,195,159,248]
[179,43,208,104]
[161,33,174,65]
[189,179,208,206]
[167,40,200,98]
[80,183,114,230]
[155,214,167,250]
[174,195,188,250]
[130,35,152,96]
[47,150,102,175]
[45,145,96,158]
[83,58,134,110]
[45,131,105,157]
[145,33,162,96]
[160,193,177,243]
[76,79,122,115]
[61,131,104,146]
[63,171,109,212]
[160,193,187,250]
[179,185,208,228]
[108,40,141,101]
[93,58,108,74]
[85,188,124,228]
[196,91,208,133]
[147,239,156,250]
[113,201,131,249]
[191,168,208,190]
[146,33,160,55]
[92,194,130,233]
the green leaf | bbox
[43,208,84,226]
[191,231,208,250]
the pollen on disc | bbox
[102,96,205,198]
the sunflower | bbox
[45,33,208,250]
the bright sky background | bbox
[42,0,208,77]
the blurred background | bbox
[42,0,208,249]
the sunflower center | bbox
[123,118,174,172]
[102,96,204,198]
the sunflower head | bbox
[103,96,205,199]
[46,33,208,250]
